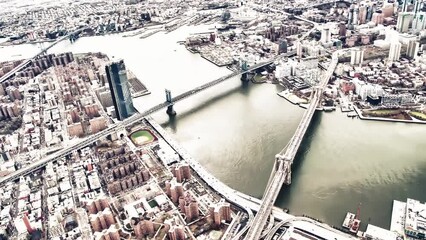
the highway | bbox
[0,28,84,83]
[0,52,295,186]
[244,54,339,240]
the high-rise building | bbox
[172,163,192,183]
[366,4,375,22]
[412,12,426,32]
[413,0,422,14]
[178,191,200,221]
[402,0,410,12]
[320,26,331,44]
[339,22,347,37]
[406,40,419,59]
[168,226,186,240]
[353,7,359,25]
[396,12,414,33]
[351,48,364,66]
[278,39,288,54]
[296,41,303,57]
[348,5,355,26]
[372,12,384,25]
[165,178,184,203]
[105,60,135,120]
[389,41,402,62]
[359,5,367,24]
[209,199,232,227]
[382,3,395,17]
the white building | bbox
[389,41,402,62]
[350,48,364,66]
[406,40,419,59]
[320,26,331,44]
[353,78,384,100]
[412,12,426,32]
[396,12,413,33]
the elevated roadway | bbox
[244,54,339,240]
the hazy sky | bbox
[0,0,74,15]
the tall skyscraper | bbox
[339,22,347,37]
[351,48,364,66]
[406,40,419,59]
[105,60,135,120]
[359,5,367,24]
[366,4,375,22]
[348,6,354,26]
[396,12,414,33]
[353,7,360,25]
[413,0,422,14]
[402,0,410,12]
[389,41,402,62]
[320,26,331,44]
[412,12,426,32]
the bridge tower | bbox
[283,160,292,185]
[165,89,176,116]
[241,60,249,81]
[69,33,77,43]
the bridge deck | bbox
[0,52,297,186]
[244,57,338,240]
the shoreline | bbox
[277,88,426,124]
[354,106,426,124]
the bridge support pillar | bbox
[240,60,249,82]
[165,89,176,116]
[166,104,176,116]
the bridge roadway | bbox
[0,51,296,186]
[0,28,85,83]
[148,116,354,240]
[244,54,339,240]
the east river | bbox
[1,25,426,230]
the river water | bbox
[1,25,426,230]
